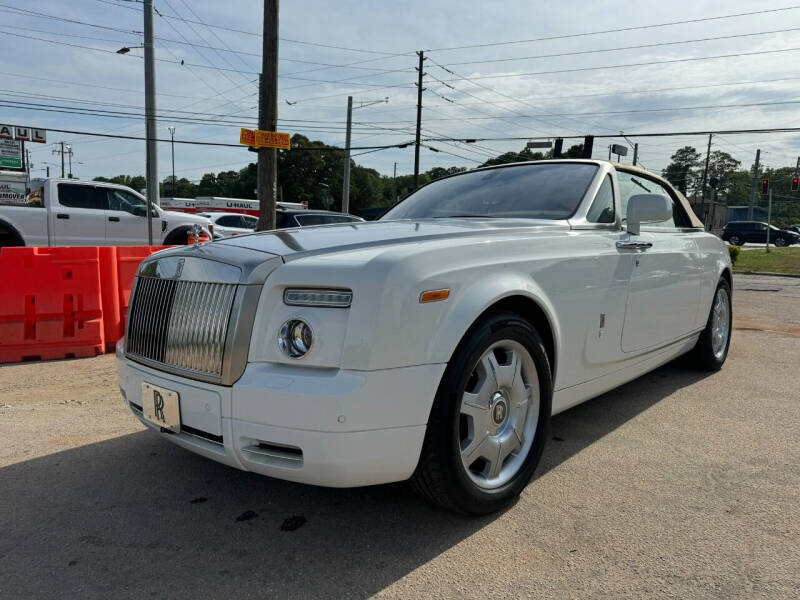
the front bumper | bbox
[117,356,445,487]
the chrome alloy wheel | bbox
[459,340,539,490]
[711,287,731,360]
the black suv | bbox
[722,221,800,247]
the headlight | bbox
[283,288,352,308]
[278,319,313,358]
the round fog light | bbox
[278,319,313,358]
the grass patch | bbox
[734,247,800,275]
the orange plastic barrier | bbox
[0,245,173,362]
[0,247,106,362]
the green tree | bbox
[705,150,741,202]
[94,174,146,193]
[662,146,702,196]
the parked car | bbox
[721,221,799,247]
[198,212,257,239]
[783,224,800,235]
[0,178,212,247]
[118,160,732,514]
[276,208,364,228]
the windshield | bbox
[382,162,598,220]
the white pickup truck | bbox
[0,175,213,247]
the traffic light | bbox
[761,178,769,195]
[792,177,799,192]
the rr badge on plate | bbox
[141,383,181,432]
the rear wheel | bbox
[774,236,787,247]
[411,312,552,514]
[728,234,742,246]
[0,221,24,248]
[687,279,732,371]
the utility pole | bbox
[342,95,353,214]
[413,51,425,190]
[143,0,158,244]
[168,126,176,196]
[699,133,712,227]
[607,145,612,161]
[765,186,772,253]
[632,143,638,166]
[748,148,760,221]
[341,96,386,212]
[257,0,279,231]
[67,145,73,179]
[393,162,397,203]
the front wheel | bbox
[411,312,552,514]
[728,235,742,246]
[687,279,732,371]
[774,237,787,247]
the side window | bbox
[216,215,241,227]
[295,214,325,226]
[107,189,148,216]
[586,175,615,223]
[275,212,291,228]
[58,184,105,210]
[617,172,690,229]
[243,216,257,229]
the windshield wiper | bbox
[630,177,652,193]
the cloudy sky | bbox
[3,0,800,185]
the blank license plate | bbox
[141,382,181,432]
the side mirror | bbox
[626,194,672,235]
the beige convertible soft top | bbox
[611,162,704,229]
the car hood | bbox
[213,218,568,259]
[162,210,210,224]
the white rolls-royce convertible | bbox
[117,160,732,514]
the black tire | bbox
[686,278,732,371]
[163,227,190,245]
[774,237,787,247]
[0,221,24,248]
[411,312,552,515]
[728,235,742,246]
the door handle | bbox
[108,216,120,222]
[616,241,652,250]
[56,213,69,219]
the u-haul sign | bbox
[0,125,46,143]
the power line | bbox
[423,5,800,52]
[435,27,800,67]
[420,126,800,143]
[8,123,416,150]
[0,4,140,33]
[363,98,800,122]
[433,47,800,83]
[436,76,800,108]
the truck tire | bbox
[411,311,552,514]
[0,221,24,248]
[163,226,191,245]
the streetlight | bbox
[168,126,176,197]
[115,0,158,245]
[116,45,143,55]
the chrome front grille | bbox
[126,277,237,377]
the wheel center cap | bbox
[491,392,508,425]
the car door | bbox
[104,187,151,245]
[51,183,107,246]
[616,170,704,353]
[751,223,768,243]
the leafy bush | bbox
[728,244,741,265]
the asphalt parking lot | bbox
[1,273,798,599]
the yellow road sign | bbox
[239,128,291,150]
